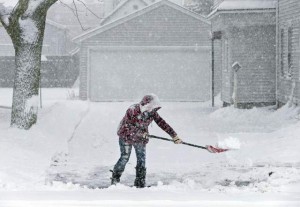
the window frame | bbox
[287,26,293,78]
[279,26,293,79]
[280,28,285,77]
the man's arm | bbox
[153,112,177,138]
[153,112,182,144]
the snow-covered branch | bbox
[0,3,11,27]
[24,0,45,16]
[0,0,58,37]
[9,0,30,26]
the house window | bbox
[280,27,292,78]
[287,27,293,77]
[222,38,229,72]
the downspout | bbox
[275,0,279,107]
[211,24,215,107]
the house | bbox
[0,20,72,56]
[0,19,78,87]
[208,0,277,108]
[74,0,211,102]
[1,1,122,88]
[276,0,300,106]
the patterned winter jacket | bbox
[117,95,177,145]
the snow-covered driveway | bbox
[0,88,300,206]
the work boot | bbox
[110,170,122,185]
[134,167,146,188]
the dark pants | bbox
[113,138,146,173]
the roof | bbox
[73,0,210,43]
[0,20,67,44]
[45,19,67,30]
[101,0,149,25]
[208,0,276,18]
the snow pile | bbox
[208,104,299,133]
[217,137,241,150]
[0,89,89,190]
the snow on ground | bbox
[0,88,300,206]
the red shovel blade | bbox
[206,145,228,153]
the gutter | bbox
[275,0,279,107]
[207,8,276,20]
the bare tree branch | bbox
[76,0,102,20]
[0,3,12,28]
[9,0,29,26]
[72,0,90,30]
[59,0,88,31]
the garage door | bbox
[89,47,211,101]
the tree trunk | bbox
[10,20,45,129]
[0,0,57,129]
[11,43,41,129]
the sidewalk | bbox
[1,190,300,207]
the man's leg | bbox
[111,138,132,185]
[133,143,146,188]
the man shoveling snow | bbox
[111,94,183,188]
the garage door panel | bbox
[90,48,210,101]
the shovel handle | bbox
[148,135,207,150]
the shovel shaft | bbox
[148,135,207,150]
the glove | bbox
[140,132,148,141]
[172,135,183,144]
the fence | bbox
[0,55,79,88]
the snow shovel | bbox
[148,135,228,153]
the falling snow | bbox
[0,0,300,206]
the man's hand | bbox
[141,132,149,141]
[172,135,183,144]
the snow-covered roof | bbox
[208,0,276,18]
[73,0,210,43]
[73,0,210,42]
[101,0,149,25]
